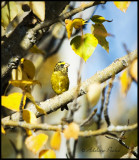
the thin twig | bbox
[105,135,137,158]
[72,139,78,158]
[80,108,97,127]
[106,119,137,158]
[97,85,106,129]
[2,120,137,137]
[79,123,137,137]
[104,76,115,126]
[19,91,26,121]
[119,119,129,139]
[121,146,138,158]
[33,1,106,32]
[66,140,73,158]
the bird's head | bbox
[54,61,70,74]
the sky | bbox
[81,1,137,113]
[59,1,137,119]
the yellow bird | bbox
[51,61,70,111]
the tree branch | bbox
[1,49,137,123]
[80,108,97,127]
[97,86,106,129]
[104,76,115,126]
[2,120,137,137]
[105,135,138,158]
[33,1,106,32]
[79,123,137,137]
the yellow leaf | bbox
[1,2,18,28]
[25,129,33,136]
[50,131,61,150]
[20,58,36,80]
[120,69,132,96]
[70,33,98,62]
[91,24,109,53]
[25,133,48,154]
[91,15,112,24]
[65,19,73,39]
[63,122,79,140]
[65,18,86,39]
[39,149,56,158]
[114,1,131,13]
[29,45,45,55]
[11,58,35,81]
[25,92,46,114]
[87,83,102,107]
[23,109,36,135]
[129,59,137,82]
[1,126,6,135]
[23,110,37,124]
[29,2,45,21]
[72,18,86,29]
[1,92,26,111]
[9,80,41,90]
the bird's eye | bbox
[60,64,64,67]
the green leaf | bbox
[91,24,109,53]
[91,15,112,24]
[70,33,98,62]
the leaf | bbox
[65,19,73,39]
[72,18,86,29]
[65,18,86,39]
[63,122,79,140]
[25,133,48,154]
[23,110,37,136]
[39,149,56,158]
[50,131,61,150]
[1,126,6,135]
[119,69,132,96]
[91,23,111,38]
[1,2,18,28]
[12,58,35,81]
[91,24,109,53]
[25,129,33,136]
[29,2,45,21]
[20,58,36,80]
[87,83,102,107]
[9,80,41,91]
[1,92,26,111]
[129,59,137,82]
[70,33,98,62]
[23,110,37,124]
[91,15,112,24]
[25,92,46,114]
[114,1,131,13]
[29,45,45,55]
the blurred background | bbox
[2,1,137,158]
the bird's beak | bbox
[64,63,70,68]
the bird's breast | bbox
[51,71,69,94]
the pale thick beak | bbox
[64,63,70,68]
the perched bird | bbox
[51,61,70,111]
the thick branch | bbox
[1,49,137,122]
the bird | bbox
[51,61,70,111]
